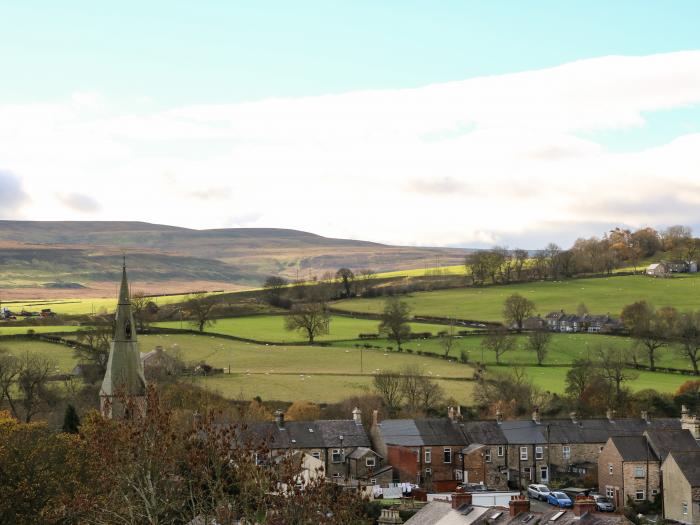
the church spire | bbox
[100,260,146,418]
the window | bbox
[562,446,571,460]
[635,490,645,501]
[523,467,532,480]
[443,448,452,464]
[254,453,264,466]
[682,502,688,515]
[366,457,376,468]
[651,489,658,496]
[634,466,645,478]
[608,464,613,475]
[425,467,432,476]
[497,445,505,457]
[370,478,376,485]
[535,446,544,460]
[485,449,492,463]
[520,447,528,461]
[606,487,614,498]
[540,466,548,481]
[424,448,432,464]
[599,446,604,452]
[455,469,463,481]
[311,452,321,460]
[332,449,342,463]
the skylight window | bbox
[550,511,565,521]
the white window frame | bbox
[635,489,645,501]
[634,466,645,478]
[366,456,376,468]
[485,449,492,463]
[540,466,548,481]
[535,446,544,460]
[520,447,528,461]
[311,451,321,460]
[332,449,342,463]
[455,469,463,481]
[425,467,432,475]
[606,487,614,498]
[424,448,432,464]
[497,445,505,457]
[562,446,571,460]
[682,502,688,515]
[443,448,452,464]
[608,464,613,475]
[523,467,532,480]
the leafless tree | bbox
[17,354,58,422]
[439,319,458,359]
[675,311,700,375]
[373,371,404,415]
[378,297,412,350]
[480,327,515,365]
[186,293,218,332]
[284,302,330,343]
[526,328,551,366]
[595,345,638,409]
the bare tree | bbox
[675,311,700,375]
[0,348,20,418]
[17,354,58,422]
[263,276,288,306]
[439,319,458,359]
[131,291,150,330]
[373,371,404,415]
[74,327,112,380]
[378,297,412,350]
[186,293,218,332]
[416,375,444,414]
[621,301,675,371]
[284,302,330,343]
[503,294,535,332]
[481,327,515,365]
[595,345,638,409]
[526,328,551,366]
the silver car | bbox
[527,484,551,501]
[592,495,615,512]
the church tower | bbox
[100,261,147,418]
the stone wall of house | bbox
[663,459,695,525]
[621,461,661,503]
[478,446,509,489]
[598,444,624,507]
[419,445,463,485]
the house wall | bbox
[621,461,660,503]
[598,442,624,508]
[468,446,508,489]
[663,456,697,525]
[386,444,462,485]
[387,445,419,483]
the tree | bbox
[439,319,458,359]
[284,302,330,343]
[75,326,112,381]
[335,268,355,298]
[465,252,488,285]
[373,371,404,415]
[0,348,20,418]
[621,301,675,371]
[565,358,608,416]
[356,269,376,296]
[378,297,412,350]
[415,375,444,414]
[17,354,57,422]
[130,291,150,330]
[263,276,288,306]
[481,327,515,365]
[596,345,638,409]
[503,294,535,332]
[526,328,551,366]
[186,293,218,332]
[285,400,321,420]
[675,311,700,375]
[513,249,529,281]
[62,404,81,433]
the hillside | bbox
[0,221,470,298]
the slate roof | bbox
[645,429,699,461]
[348,446,381,459]
[378,418,468,447]
[669,450,700,487]
[241,420,370,450]
[462,421,508,445]
[609,436,657,462]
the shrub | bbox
[459,350,469,364]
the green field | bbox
[0,325,88,335]
[0,339,79,373]
[332,333,696,371]
[153,315,454,343]
[332,274,700,322]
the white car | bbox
[527,484,551,501]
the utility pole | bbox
[360,345,363,374]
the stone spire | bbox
[100,260,147,418]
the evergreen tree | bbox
[62,404,80,433]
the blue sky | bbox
[1,2,700,246]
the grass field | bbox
[332,274,700,322]
[331,333,696,371]
[0,325,89,335]
[0,339,78,373]
[153,315,455,343]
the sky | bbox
[1,1,700,248]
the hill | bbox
[0,221,470,298]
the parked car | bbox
[547,492,573,508]
[460,483,489,492]
[527,484,551,501]
[591,495,614,512]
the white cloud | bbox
[2,51,700,247]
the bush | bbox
[405,349,413,354]
[459,350,469,364]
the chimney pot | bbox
[496,410,503,424]
[352,407,362,425]
[532,407,541,424]
[573,496,597,517]
[509,495,530,517]
[372,409,379,427]
[606,408,615,421]
[274,409,284,428]
[641,410,649,423]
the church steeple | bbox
[100,260,147,418]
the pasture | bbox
[153,315,453,343]
[0,325,87,336]
[331,274,700,322]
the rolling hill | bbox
[0,221,470,298]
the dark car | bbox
[547,492,573,508]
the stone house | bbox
[243,408,390,486]
[461,419,509,489]
[598,429,699,508]
[370,410,467,490]
[646,263,670,277]
[662,450,700,525]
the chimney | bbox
[532,407,541,425]
[448,406,456,421]
[452,492,473,510]
[352,407,362,425]
[570,411,578,424]
[509,495,530,517]
[573,496,597,517]
[496,410,503,424]
[681,405,700,439]
[274,409,284,428]
[641,410,650,423]
[606,408,615,422]
[377,508,403,524]
[372,409,379,427]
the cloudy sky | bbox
[1,1,700,248]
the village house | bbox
[597,428,699,508]
[243,407,392,487]
[662,450,700,525]
[370,408,467,490]
[543,311,620,333]
[461,417,509,489]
